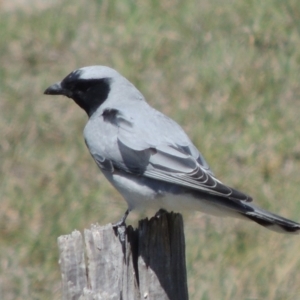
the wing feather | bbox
[99,107,252,202]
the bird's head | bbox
[44,66,128,117]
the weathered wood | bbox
[139,213,188,299]
[57,230,87,300]
[57,212,189,300]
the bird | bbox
[44,65,300,234]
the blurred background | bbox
[1,0,300,299]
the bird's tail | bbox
[240,203,300,234]
[191,190,300,234]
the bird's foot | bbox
[112,209,130,245]
[112,209,130,228]
[154,208,168,218]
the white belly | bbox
[101,170,241,219]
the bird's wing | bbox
[98,107,252,202]
[118,139,252,202]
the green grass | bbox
[1,0,300,299]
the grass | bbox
[1,0,300,299]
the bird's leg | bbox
[112,208,130,227]
[112,209,130,246]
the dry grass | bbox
[1,0,300,299]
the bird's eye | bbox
[73,78,111,94]
[74,80,97,93]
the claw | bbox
[112,209,130,249]
[112,209,130,228]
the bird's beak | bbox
[44,82,65,95]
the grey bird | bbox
[44,65,300,234]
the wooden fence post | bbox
[57,212,189,300]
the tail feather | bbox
[241,204,300,234]
[190,189,300,234]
